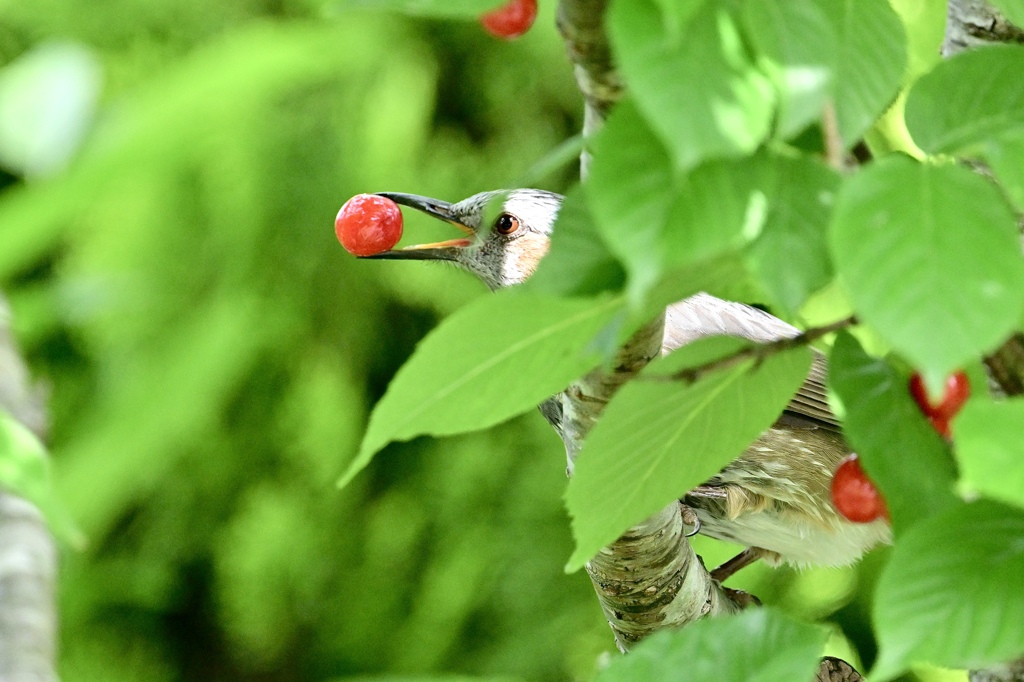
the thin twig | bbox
[658,316,858,385]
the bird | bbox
[362,188,892,579]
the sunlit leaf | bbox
[873,500,1024,679]
[586,99,674,299]
[956,398,1024,509]
[988,0,1024,26]
[831,0,906,146]
[343,292,625,488]
[0,41,101,178]
[596,608,829,682]
[984,127,1024,213]
[741,0,836,139]
[608,0,774,171]
[830,156,1024,382]
[746,155,839,316]
[587,103,773,304]
[905,45,1024,154]
[566,336,811,571]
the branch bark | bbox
[942,0,1024,56]
[0,296,58,682]
[553,10,864,681]
[555,0,750,651]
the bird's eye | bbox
[495,213,520,236]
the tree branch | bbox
[942,0,1024,56]
[554,5,870,679]
[554,0,750,650]
[656,316,857,385]
[0,295,57,682]
[556,0,622,175]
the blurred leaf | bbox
[330,0,503,17]
[514,134,585,188]
[828,332,958,533]
[0,41,101,178]
[566,337,811,571]
[830,156,1024,382]
[905,45,1024,154]
[587,101,774,305]
[831,0,906,146]
[525,186,625,298]
[56,294,275,536]
[740,0,836,139]
[0,409,84,547]
[595,608,829,682]
[873,500,1024,679]
[987,0,1024,35]
[639,251,762,330]
[343,291,625,488]
[333,671,524,675]
[955,398,1024,509]
[889,0,946,80]
[585,99,673,299]
[746,155,839,316]
[660,155,769,264]
[984,127,1024,213]
[608,0,774,171]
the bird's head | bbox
[361,188,563,290]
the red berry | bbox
[908,370,971,436]
[481,0,537,39]
[335,194,403,257]
[929,415,951,439]
[933,371,971,420]
[831,454,889,524]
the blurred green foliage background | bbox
[0,1,927,680]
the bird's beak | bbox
[359,192,474,262]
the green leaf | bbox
[956,398,1024,509]
[340,292,624,488]
[525,186,626,298]
[587,103,773,303]
[631,252,764,342]
[586,99,674,299]
[831,0,906,146]
[828,333,958,533]
[989,0,1024,26]
[661,154,769,265]
[331,0,503,18]
[740,0,836,139]
[566,336,811,571]
[830,156,1024,381]
[873,500,1024,679]
[0,410,84,547]
[905,45,1024,155]
[595,608,829,682]
[0,42,101,178]
[984,127,1024,213]
[608,0,774,171]
[746,155,839,316]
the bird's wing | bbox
[663,293,841,432]
[780,351,841,431]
